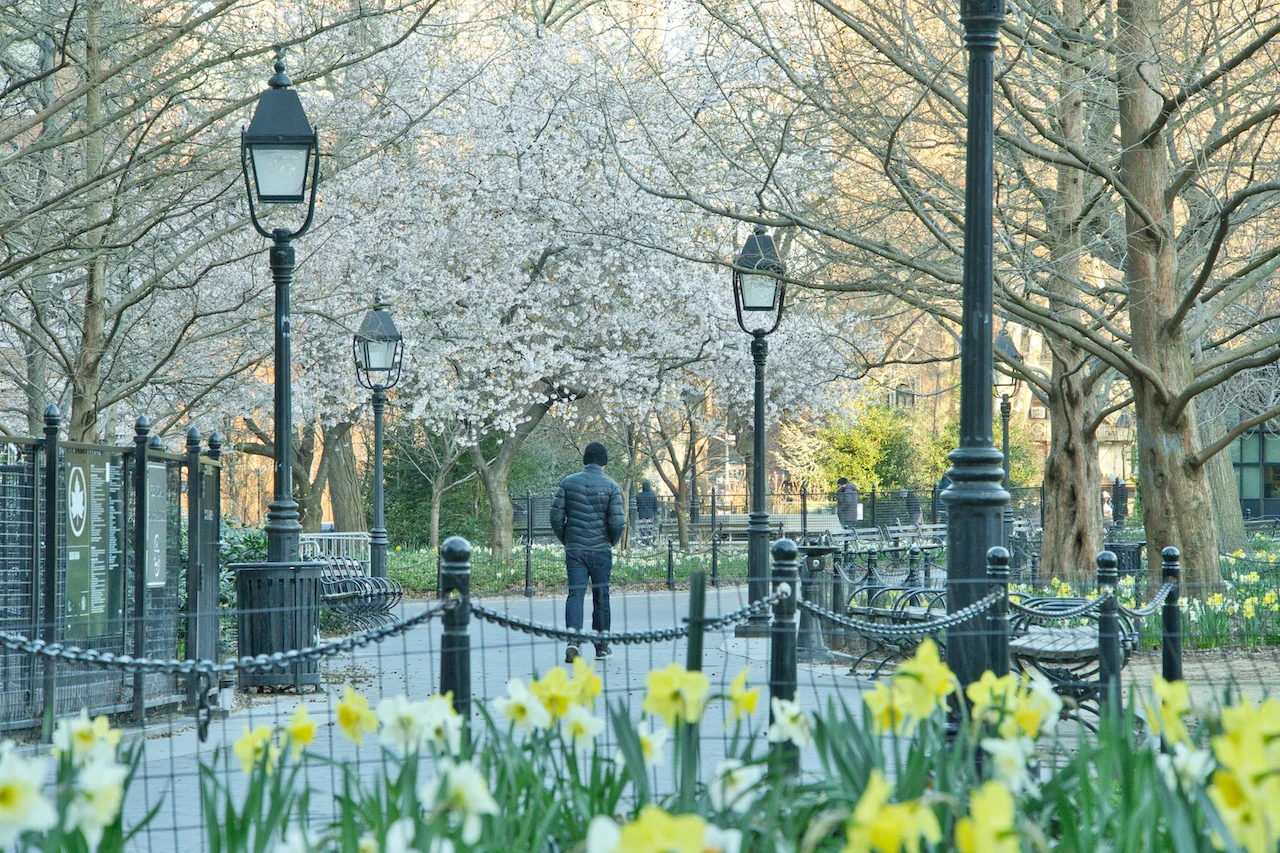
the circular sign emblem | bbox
[67,465,87,538]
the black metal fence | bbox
[0,409,223,736]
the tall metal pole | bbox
[738,329,771,636]
[370,386,388,578]
[266,229,301,564]
[1001,394,1013,550]
[943,0,1009,690]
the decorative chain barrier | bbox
[1008,595,1107,621]
[468,588,786,646]
[796,593,1001,640]
[0,597,458,741]
[1117,581,1177,619]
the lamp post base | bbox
[735,620,772,639]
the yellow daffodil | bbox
[286,704,316,760]
[864,682,914,736]
[843,769,939,853]
[530,667,577,722]
[1144,676,1191,746]
[232,725,279,775]
[642,663,709,728]
[966,671,1017,726]
[571,658,603,709]
[52,709,122,765]
[617,805,704,853]
[727,668,759,723]
[895,639,956,718]
[955,781,1018,853]
[337,685,378,745]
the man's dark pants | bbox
[565,549,612,636]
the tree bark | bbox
[1197,400,1246,552]
[326,424,366,532]
[469,401,550,562]
[1117,0,1220,591]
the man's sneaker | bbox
[565,645,580,664]
[594,645,612,660]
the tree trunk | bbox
[69,0,106,443]
[430,482,445,551]
[673,485,689,551]
[295,424,322,534]
[469,400,549,562]
[1197,400,1247,552]
[481,464,514,561]
[1117,0,1220,591]
[1040,380,1103,583]
[327,424,366,532]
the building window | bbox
[893,383,915,408]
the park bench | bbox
[1243,516,1280,536]
[301,542,404,629]
[882,522,947,547]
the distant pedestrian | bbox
[634,480,659,546]
[905,490,922,525]
[550,442,625,663]
[835,477,859,529]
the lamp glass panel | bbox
[740,273,779,311]
[360,339,398,372]
[250,144,311,201]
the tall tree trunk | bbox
[326,424,366,532]
[69,0,106,442]
[1038,0,1104,582]
[1197,400,1246,552]
[430,482,446,551]
[1117,0,1219,591]
[469,401,550,562]
[295,424,322,533]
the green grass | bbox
[387,543,749,597]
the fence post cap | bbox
[1096,550,1118,570]
[771,538,798,563]
[134,415,150,434]
[43,403,60,424]
[148,434,163,450]
[186,426,201,447]
[1161,546,1181,562]
[908,544,921,556]
[986,546,1010,567]
[440,536,471,564]
[208,431,223,451]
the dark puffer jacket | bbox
[550,464,625,551]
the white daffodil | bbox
[705,824,743,853]
[384,817,415,853]
[494,679,552,732]
[422,694,464,755]
[418,759,499,845]
[980,736,1039,796]
[52,709,121,766]
[615,722,668,769]
[357,830,379,853]
[377,695,429,756]
[708,759,766,814]
[585,815,622,853]
[766,698,813,748]
[272,824,322,853]
[0,743,56,845]
[562,705,605,752]
[66,755,129,850]
[1156,741,1215,793]
[1023,671,1063,736]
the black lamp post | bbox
[995,328,1021,551]
[241,58,320,565]
[731,224,786,638]
[354,301,404,578]
[942,0,1009,689]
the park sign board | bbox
[64,451,124,639]
[146,462,167,587]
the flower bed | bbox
[8,643,1273,852]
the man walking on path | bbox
[835,477,859,529]
[551,441,625,663]
[634,481,658,545]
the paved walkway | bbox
[117,584,868,851]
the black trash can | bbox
[233,561,323,690]
[1104,541,1146,581]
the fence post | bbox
[710,487,717,534]
[710,534,720,588]
[986,547,1010,677]
[768,538,799,772]
[667,536,675,591]
[930,484,938,524]
[132,416,150,724]
[680,568,707,811]
[185,427,204,710]
[869,486,877,529]
[208,432,224,663]
[39,405,59,742]
[906,545,921,588]
[800,484,808,539]
[440,536,472,729]
[829,547,845,651]
[1161,547,1183,683]
[1096,550,1121,717]
[1029,552,1040,587]
[797,548,833,663]
[524,493,534,598]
